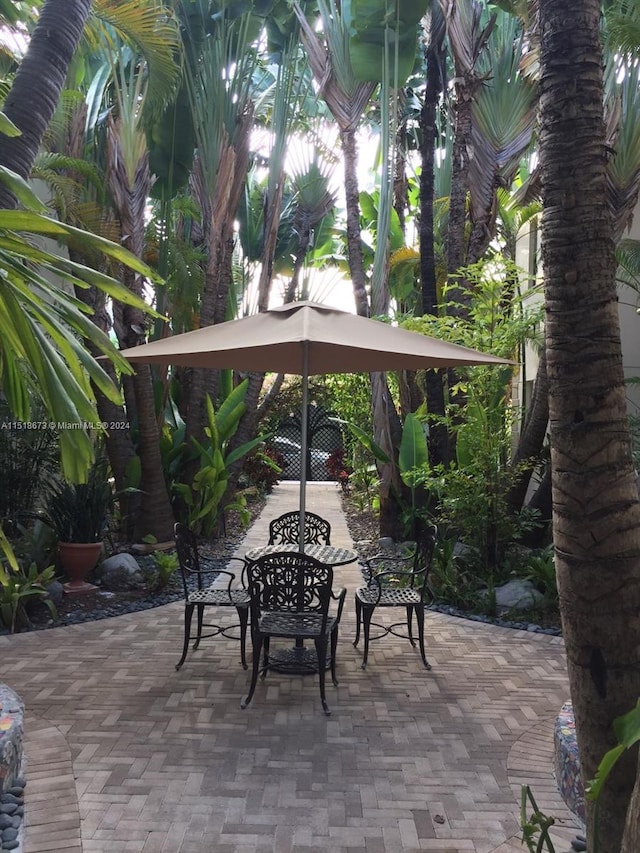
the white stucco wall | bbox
[517,216,640,419]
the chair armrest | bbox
[331,586,347,622]
[374,566,431,599]
[360,551,413,584]
[198,556,248,592]
[226,556,249,589]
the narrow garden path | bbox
[2,482,579,852]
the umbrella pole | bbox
[299,345,309,552]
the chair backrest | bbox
[268,511,331,545]
[174,522,203,596]
[247,551,333,628]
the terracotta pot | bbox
[59,541,102,594]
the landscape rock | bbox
[494,579,544,611]
[94,553,146,591]
[44,580,65,606]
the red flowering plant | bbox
[326,448,352,493]
[241,446,284,495]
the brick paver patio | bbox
[1,482,580,852]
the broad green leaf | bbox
[333,418,391,463]
[0,211,164,283]
[0,113,21,138]
[349,0,428,83]
[0,166,48,212]
[225,435,267,466]
[586,699,640,800]
[0,528,20,573]
[398,413,429,478]
[217,379,250,434]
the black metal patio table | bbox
[245,543,357,567]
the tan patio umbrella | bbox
[119,301,510,546]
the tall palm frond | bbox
[0,170,161,480]
[616,237,640,293]
[604,61,640,241]
[439,0,496,278]
[254,32,311,311]
[604,0,640,62]
[495,186,541,261]
[468,11,536,258]
[293,0,376,134]
[283,140,338,302]
[32,152,104,224]
[87,0,181,123]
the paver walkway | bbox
[1,482,580,853]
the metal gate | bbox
[271,404,343,481]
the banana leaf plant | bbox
[334,412,430,535]
[173,379,270,536]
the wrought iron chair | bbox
[241,551,346,715]
[174,522,250,670]
[353,522,437,670]
[268,510,331,545]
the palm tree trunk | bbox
[0,0,92,207]
[540,2,640,849]
[419,16,449,466]
[186,111,253,452]
[341,129,370,318]
[506,349,549,517]
[105,121,175,542]
[71,267,142,540]
[445,92,473,306]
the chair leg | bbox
[237,606,249,670]
[176,603,195,670]
[241,634,263,709]
[361,604,374,670]
[330,625,339,687]
[353,595,362,647]
[414,605,431,670]
[406,605,416,647]
[194,603,205,649]
[315,637,331,716]
[261,637,270,678]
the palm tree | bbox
[294,0,376,317]
[32,2,182,538]
[175,1,259,452]
[102,52,176,541]
[539,1,640,850]
[438,0,495,304]
[466,9,536,263]
[0,0,93,208]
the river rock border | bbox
[0,685,24,851]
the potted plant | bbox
[43,458,112,593]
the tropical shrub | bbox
[326,447,351,491]
[0,404,58,530]
[147,549,180,592]
[0,560,57,633]
[172,381,266,535]
[240,446,284,495]
[0,528,56,633]
[403,259,543,576]
[42,457,113,543]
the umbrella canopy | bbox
[119,301,511,548]
[118,301,508,372]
